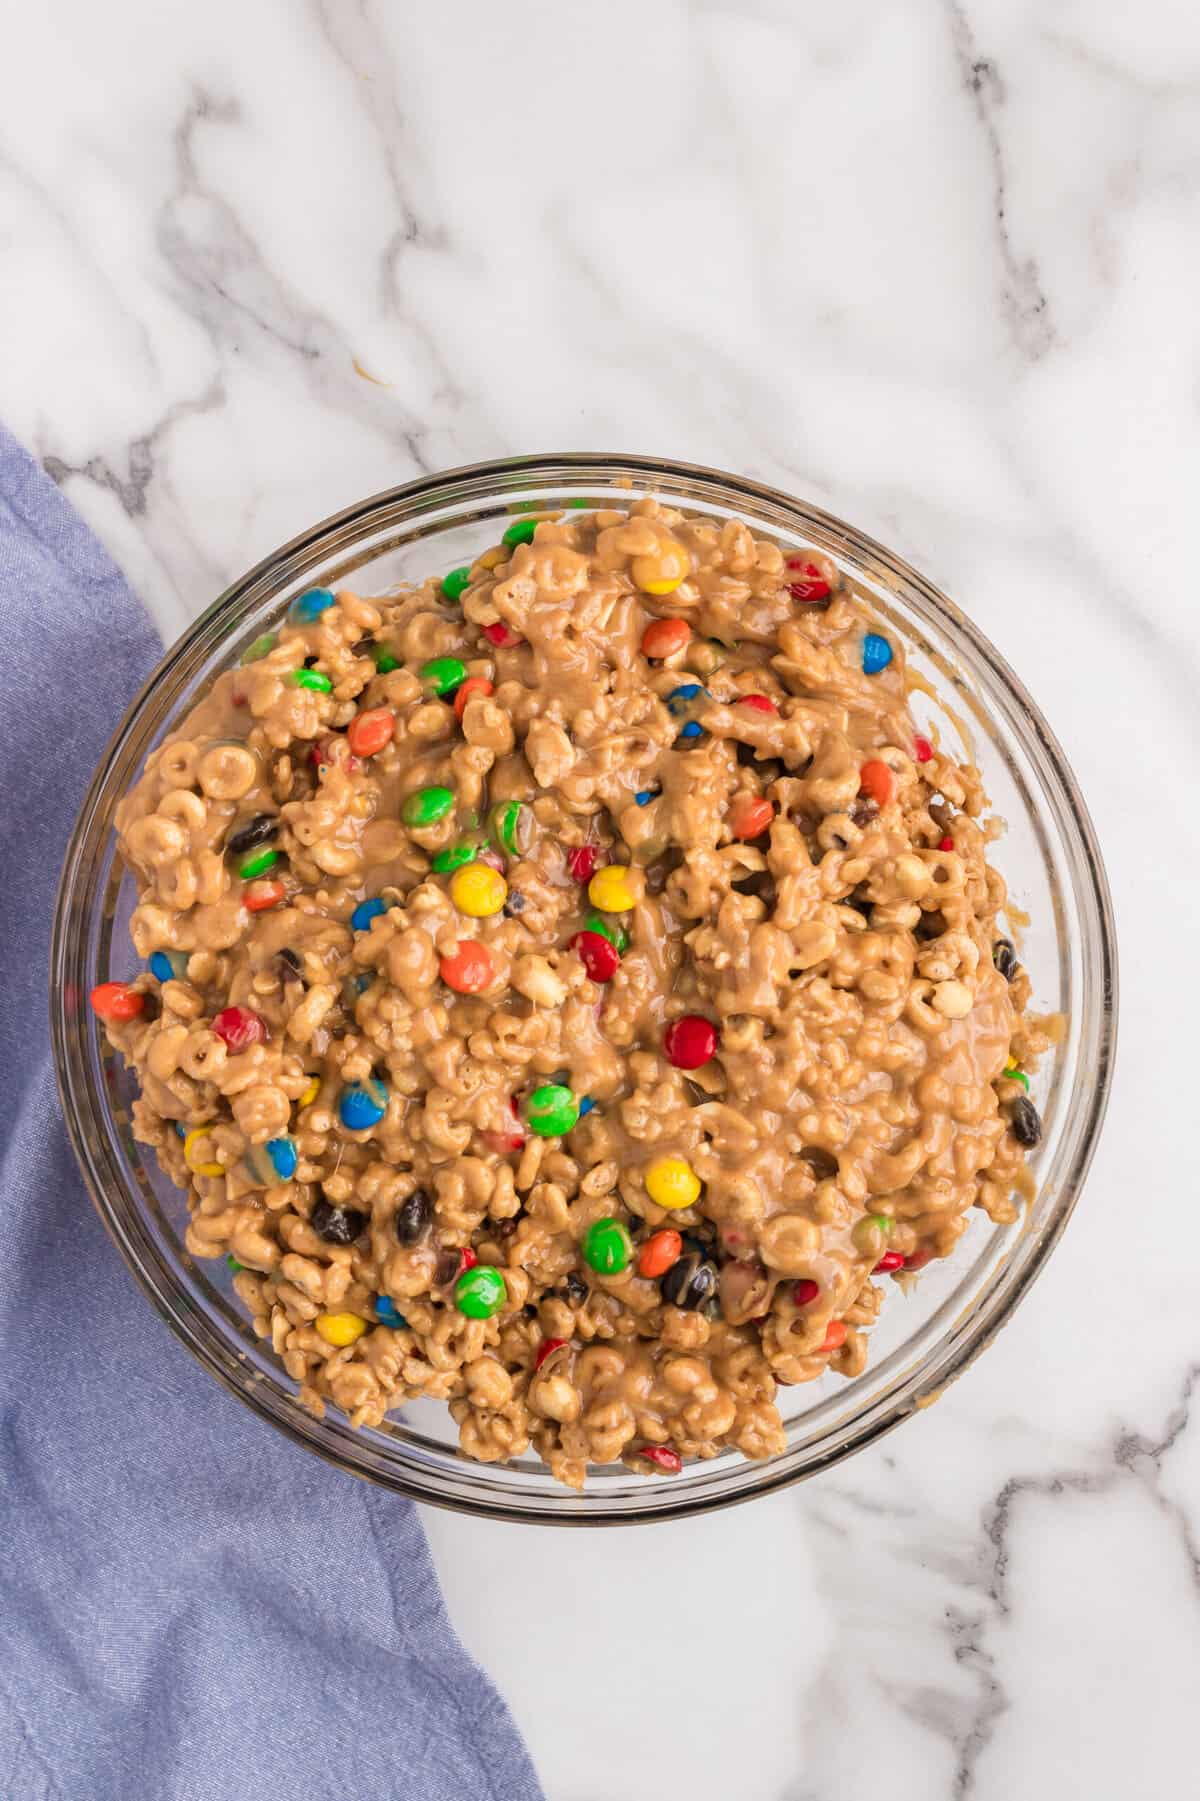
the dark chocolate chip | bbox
[228,814,279,857]
[394,1188,433,1246]
[1010,1095,1042,1148]
[311,1199,368,1246]
[662,1252,718,1311]
[349,637,376,657]
[799,1146,839,1182]
[993,938,1018,981]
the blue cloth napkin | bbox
[0,425,543,1801]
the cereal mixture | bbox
[91,500,1049,1487]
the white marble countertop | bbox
[8,2,1198,1795]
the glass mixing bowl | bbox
[51,455,1117,1524]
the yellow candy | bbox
[645,1156,701,1211]
[450,862,508,918]
[299,1075,321,1108]
[588,865,636,913]
[315,1312,368,1348]
[632,539,690,596]
[183,1127,224,1178]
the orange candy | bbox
[454,676,494,722]
[347,707,395,758]
[244,878,286,912]
[730,796,775,841]
[637,1229,683,1278]
[858,759,895,807]
[89,981,145,1022]
[641,617,691,660]
[820,1319,847,1353]
[439,940,494,994]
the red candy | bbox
[636,1445,682,1474]
[347,707,395,758]
[914,736,933,763]
[904,1248,933,1270]
[731,796,775,841]
[483,621,521,647]
[482,1097,525,1154]
[89,981,145,1023]
[641,617,691,659]
[786,559,832,603]
[820,1319,847,1353]
[874,1251,905,1272]
[534,1337,567,1371]
[793,1279,820,1307]
[244,878,286,912]
[212,1006,267,1052]
[453,676,493,721]
[737,694,778,714]
[663,1015,718,1070]
[637,1229,683,1278]
[458,1247,478,1276]
[938,835,955,852]
[573,929,620,983]
[567,844,600,884]
[858,760,895,807]
[439,941,493,994]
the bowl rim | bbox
[51,451,1119,1524]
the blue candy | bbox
[150,950,188,982]
[351,896,388,932]
[174,1121,187,1139]
[374,1295,406,1328]
[677,721,704,741]
[242,1136,299,1185]
[578,1095,596,1117]
[635,790,657,806]
[666,682,708,717]
[339,1077,388,1132]
[289,587,336,624]
[266,1136,298,1180]
[862,632,893,675]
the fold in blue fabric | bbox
[0,425,543,1801]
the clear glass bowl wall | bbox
[52,456,1117,1524]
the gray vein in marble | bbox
[42,379,225,520]
[157,87,436,474]
[946,0,1056,361]
[1116,1361,1200,1590]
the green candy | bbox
[1004,1064,1030,1092]
[432,839,482,874]
[582,1217,632,1277]
[868,1214,893,1235]
[421,655,467,696]
[502,518,538,547]
[226,1254,244,1273]
[455,1265,507,1320]
[525,1083,579,1138]
[488,800,526,857]
[852,1216,889,1256]
[584,912,629,954]
[286,668,332,692]
[373,646,399,674]
[240,632,277,665]
[441,567,472,602]
[401,785,455,828]
[238,847,278,880]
